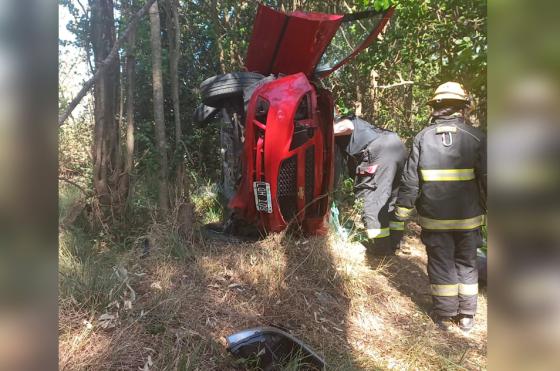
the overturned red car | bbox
[195,4,394,235]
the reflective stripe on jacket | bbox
[395,116,487,231]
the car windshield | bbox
[315,10,388,76]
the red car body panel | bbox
[245,4,343,77]
[229,73,333,233]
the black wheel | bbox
[200,72,264,108]
[192,104,219,124]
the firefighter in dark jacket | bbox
[394,82,487,332]
[334,115,407,255]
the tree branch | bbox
[58,0,157,126]
[58,177,92,198]
[375,81,414,89]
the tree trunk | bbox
[91,0,120,211]
[354,79,363,117]
[113,67,124,185]
[121,0,137,201]
[167,0,184,186]
[209,0,226,73]
[59,0,157,126]
[367,69,378,120]
[149,0,170,214]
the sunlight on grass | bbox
[191,181,223,224]
[59,198,486,370]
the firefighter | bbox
[394,82,487,332]
[334,114,407,255]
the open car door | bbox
[245,4,395,78]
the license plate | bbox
[253,181,272,213]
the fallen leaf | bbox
[126,283,136,301]
[115,266,128,281]
[98,313,117,329]
[107,300,120,309]
[82,320,93,330]
[150,282,162,290]
[139,355,153,371]
[99,313,115,321]
[186,329,201,337]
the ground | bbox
[59,221,487,370]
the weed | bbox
[191,181,223,224]
[59,229,125,311]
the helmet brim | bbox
[427,93,469,106]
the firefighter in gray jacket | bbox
[394,82,487,332]
[334,115,407,255]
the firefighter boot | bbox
[365,237,395,257]
[432,314,454,331]
[457,314,475,332]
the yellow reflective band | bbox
[436,126,457,133]
[459,283,478,296]
[431,284,459,296]
[419,215,485,230]
[367,228,390,239]
[395,206,414,219]
[389,221,404,231]
[421,168,475,181]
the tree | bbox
[149,0,169,214]
[165,0,183,184]
[59,0,157,126]
[90,0,123,211]
[123,0,138,200]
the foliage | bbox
[326,0,486,141]
[59,0,486,221]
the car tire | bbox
[192,104,219,124]
[200,72,265,108]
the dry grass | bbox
[59,221,487,370]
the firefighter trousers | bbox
[354,133,406,253]
[421,228,482,317]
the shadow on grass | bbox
[363,235,487,370]
[186,231,360,369]
[59,216,485,369]
[365,251,433,314]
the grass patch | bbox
[59,228,126,312]
[191,181,223,224]
[59,186,487,370]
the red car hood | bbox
[245,4,394,78]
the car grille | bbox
[278,155,297,221]
[305,146,315,215]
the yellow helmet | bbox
[427,81,469,106]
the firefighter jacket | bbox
[395,116,487,231]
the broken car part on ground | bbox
[226,326,325,370]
